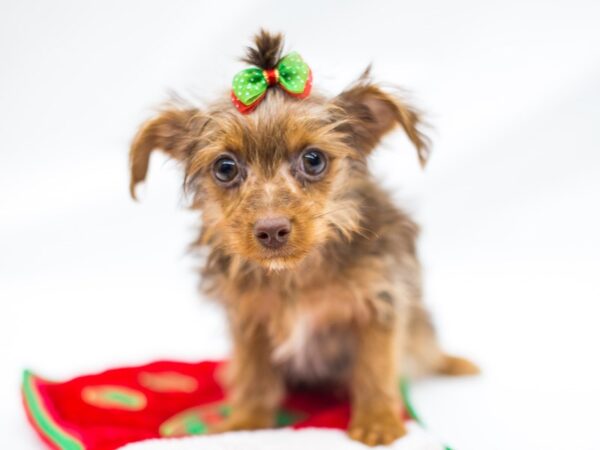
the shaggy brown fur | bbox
[129,30,478,446]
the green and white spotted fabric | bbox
[231,52,312,112]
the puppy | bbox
[129,30,478,446]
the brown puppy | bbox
[129,30,478,446]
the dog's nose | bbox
[253,217,291,249]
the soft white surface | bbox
[120,425,442,450]
[1,1,600,449]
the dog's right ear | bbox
[129,108,204,199]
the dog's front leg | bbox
[348,320,406,446]
[216,324,284,432]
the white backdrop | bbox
[1,1,600,449]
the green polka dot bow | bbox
[231,52,313,114]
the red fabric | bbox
[23,360,408,450]
[264,69,278,86]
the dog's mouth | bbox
[254,248,306,271]
[261,257,294,272]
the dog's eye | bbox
[300,149,327,177]
[213,156,239,184]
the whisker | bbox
[354,225,379,240]
[311,206,351,219]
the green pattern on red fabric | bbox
[22,370,85,450]
[231,52,312,113]
[82,385,147,411]
[159,401,305,437]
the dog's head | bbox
[129,30,429,271]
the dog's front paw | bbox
[348,410,406,446]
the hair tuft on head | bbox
[242,29,285,70]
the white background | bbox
[1,1,599,449]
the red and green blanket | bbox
[22,360,429,450]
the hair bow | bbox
[231,52,312,114]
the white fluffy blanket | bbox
[120,423,445,450]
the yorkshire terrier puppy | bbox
[129,30,478,446]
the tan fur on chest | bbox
[232,272,393,383]
[222,249,402,381]
[269,285,365,382]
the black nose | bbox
[253,217,291,249]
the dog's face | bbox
[187,94,361,270]
[130,78,428,271]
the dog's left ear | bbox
[333,75,430,166]
[129,107,204,199]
